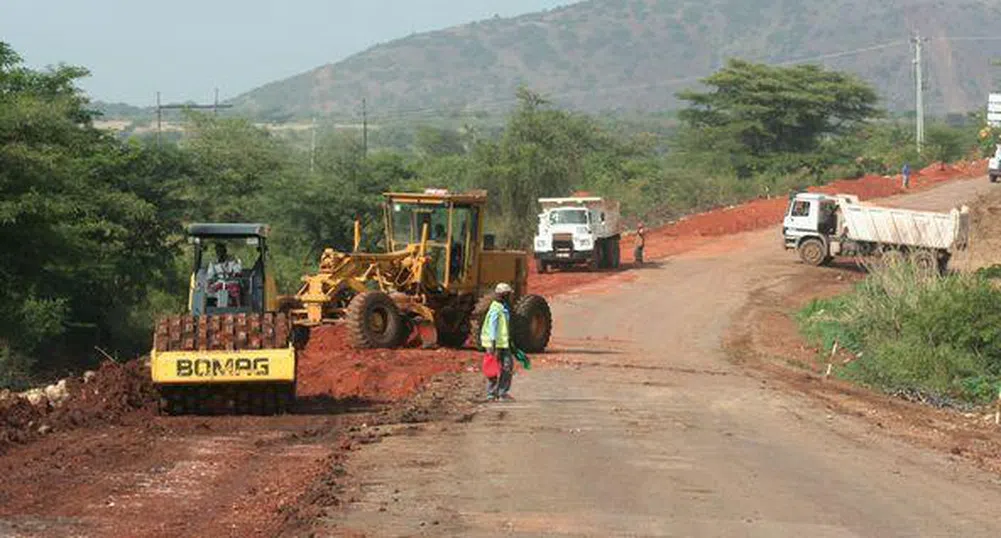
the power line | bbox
[772,40,909,66]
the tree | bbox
[0,42,183,379]
[676,59,882,177]
[471,87,630,246]
[414,126,466,158]
[180,112,294,221]
[923,124,966,170]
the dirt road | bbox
[324,177,1001,537]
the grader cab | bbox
[290,189,553,352]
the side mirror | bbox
[484,234,496,250]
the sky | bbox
[1,0,575,105]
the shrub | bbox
[799,260,1001,404]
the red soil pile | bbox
[295,325,475,402]
[0,360,156,455]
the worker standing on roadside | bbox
[902,163,911,189]
[481,282,515,402]
[634,223,646,265]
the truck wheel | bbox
[611,238,621,269]
[512,295,552,353]
[797,238,828,266]
[938,253,951,275]
[911,250,939,275]
[536,260,547,274]
[346,291,405,348]
[991,174,998,184]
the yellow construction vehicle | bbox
[151,223,295,415]
[290,189,552,352]
[150,189,552,415]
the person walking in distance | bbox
[634,222,646,265]
[902,163,911,189]
[481,283,515,401]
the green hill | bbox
[234,0,1001,119]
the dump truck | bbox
[533,197,621,272]
[782,192,970,273]
[151,190,552,414]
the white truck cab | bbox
[533,197,621,272]
[989,144,1001,183]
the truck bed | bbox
[840,202,970,251]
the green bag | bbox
[514,348,531,370]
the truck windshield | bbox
[549,209,588,225]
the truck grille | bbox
[552,233,573,251]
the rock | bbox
[38,424,52,435]
[44,379,70,406]
[0,389,10,401]
[83,370,97,383]
[23,388,48,407]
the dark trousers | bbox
[634,244,644,264]
[486,348,513,398]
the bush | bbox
[798,260,1001,404]
[0,342,36,391]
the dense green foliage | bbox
[0,43,185,385]
[799,262,1001,405]
[0,43,986,388]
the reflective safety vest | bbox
[480,300,510,349]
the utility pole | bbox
[362,98,368,157]
[156,91,162,149]
[309,116,317,174]
[913,33,927,153]
[155,90,234,149]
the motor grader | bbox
[150,190,552,415]
[288,189,553,353]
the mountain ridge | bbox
[231,0,1001,119]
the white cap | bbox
[495,282,513,294]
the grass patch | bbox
[797,259,1001,405]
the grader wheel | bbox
[346,291,406,348]
[512,294,552,353]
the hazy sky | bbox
[2,0,575,105]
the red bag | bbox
[482,353,500,378]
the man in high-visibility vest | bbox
[481,282,515,401]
